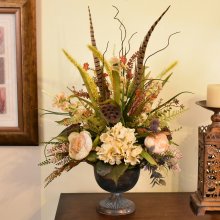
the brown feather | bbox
[88,7,110,102]
[134,6,171,87]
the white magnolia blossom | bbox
[96,122,143,165]
[68,131,92,160]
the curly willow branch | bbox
[102,41,109,72]
[112,5,127,57]
[126,32,138,56]
[144,31,180,66]
[118,24,124,57]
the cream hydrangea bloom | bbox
[96,122,143,165]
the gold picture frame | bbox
[0,0,38,145]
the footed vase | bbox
[94,166,140,215]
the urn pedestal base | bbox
[94,165,140,216]
[97,193,135,215]
[190,192,220,216]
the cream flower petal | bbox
[96,122,142,165]
[68,131,92,160]
[144,136,155,148]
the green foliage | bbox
[143,162,166,187]
[150,91,191,114]
[162,73,173,87]
[59,124,81,135]
[56,124,81,141]
[158,108,187,128]
[86,151,98,163]
[112,70,121,105]
[92,135,100,148]
[85,115,106,134]
[55,135,68,142]
[56,117,79,126]
[95,161,113,176]
[95,161,130,185]
[105,163,129,185]
[40,109,69,116]
[62,49,99,106]
[150,172,166,187]
[141,150,157,165]
[156,61,178,79]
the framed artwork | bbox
[0,0,38,146]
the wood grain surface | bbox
[55,193,220,220]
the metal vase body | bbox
[94,166,140,215]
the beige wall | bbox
[0,147,40,220]
[1,0,220,219]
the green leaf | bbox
[86,151,98,163]
[141,150,157,165]
[112,70,121,105]
[85,115,106,134]
[56,118,74,126]
[145,71,151,80]
[169,140,179,146]
[159,108,187,125]
[62,49,99,106]
[56,135,68,142]
[157,61,178,78]
[92,135,100,148]
[95,161,113,176]
[40,108,69,116]
[162,73,173,87]
[150,91,193,114]
[58,124,81,137]
[105,163,129,185]
[69,94,95,109]
[127,80,135,99]
[159,179,166,186]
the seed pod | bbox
[100,103,121,124]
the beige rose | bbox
[144,135,155,148]
[68,131,92,160]
[144,133,169,154]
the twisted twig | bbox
[144,31,180,66]
[126,32,138,56]
[112,5,127,57]
[102,41,109,72]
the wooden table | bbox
[55,193,220,220]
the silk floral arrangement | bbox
[40,6,188,187]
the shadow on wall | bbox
[177,95,211,191]
[0,146,41,220]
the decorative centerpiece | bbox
[40,5,187,215]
